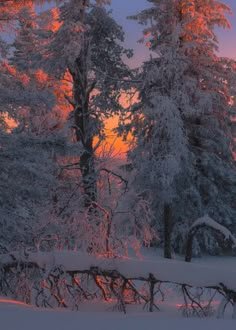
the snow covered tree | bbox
[36,1,132,209]
[5,0,150,256]
[0,131,68,252]
[128,0,236,257]
[0,59,65,252]
[0,2,68,252]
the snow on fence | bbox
[0,251,236,318]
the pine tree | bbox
[0,58,66,252]
[128,0,236,257]
[36,1,132,209]
[5,0,149,255]
[0,1,67,252]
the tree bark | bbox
[79,145,97,209]
[71,44,98,209]
[164,203,172,259]
[185,232,194,262]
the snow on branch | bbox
[190,216,236,246]
[185,215,236,262]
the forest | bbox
[0,0,236,324]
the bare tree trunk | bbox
[164,203,172,259]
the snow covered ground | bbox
[1,251,236,329]
[0,298,235,330]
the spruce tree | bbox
[36,1,132,209]
[128,0,236,257]
[0,1,66,252]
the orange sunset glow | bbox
[96,92,138,158]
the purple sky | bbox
[109,0,236,67]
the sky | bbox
[109,0,236,67]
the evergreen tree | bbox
[36,1,132,209]
[128,0,236,257]
[0,2,66,252]
[5,0,150,256]
[0,60,66,252]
